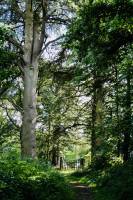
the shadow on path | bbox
[71,182,93,200]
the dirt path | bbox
[71,182,93,200]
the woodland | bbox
[0,0,133,200]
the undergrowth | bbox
[94,161,133,200]
[70,159,133,200]
[0,150,74,200]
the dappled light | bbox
[0,0,133,200]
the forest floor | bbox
[61,170,93,200]
[71,181,93,200]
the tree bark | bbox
[91,73,105,161]
[91,86,96,160]
[51,147,58,166]
[123,66,131,162]
[21,61,38,158]
[21,0,40,158]
[114,65,121,157]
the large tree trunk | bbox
[123,66,131,162]
[91,73,104,161]
[21,61,38,158]
[114,65,121,157]
[51,147,58,166]
[21,1,41,158]
[91,87,96,160]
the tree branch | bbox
[6,35,23,53]
[1,103,20,130]
[37,0,48,53]
[41,35,64,53]
[11,0,24,18]
[47,16,71,25]
[7,97,23,113]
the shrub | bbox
[70,169,90,178]
[0,151,74,200]
[94,161,133,200]
[91,155,110,170]
[71,160,133,200]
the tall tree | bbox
[0,0,71,158]
[65,0,133,161]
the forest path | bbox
[61,170,93,200]
[71,181,93,200]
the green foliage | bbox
[67,0,133,61]
[69,169,91,178]
[94,161,133,200]
[71,161,133,200]
[0,1,132,199]
[0,23,20,97]
[0,23,12,47]
[65,0,133,162]
[0,151,74,200]
[90,155,110,170]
